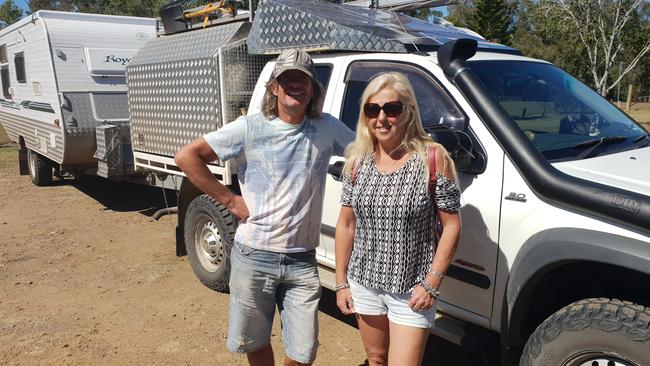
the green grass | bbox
[0,145,17,170]
[0,124,11,145]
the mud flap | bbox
[176,225,186,257]
[18,145,28,175]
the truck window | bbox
[469,60,647,161]
[314,64,332,90]
[341,61,464,131]
[14,52,26,83]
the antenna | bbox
[391,9,420,53]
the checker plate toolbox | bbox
[126,0,514,178]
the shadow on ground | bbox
[319,288,500,366]
[69,175,178,217]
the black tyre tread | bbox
[521,298,650,365]
[184,194,236,293]
[28,150,52,186]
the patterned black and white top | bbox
[341,153,461,293]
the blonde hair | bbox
[344,72,457,182]
[261,77,325,120]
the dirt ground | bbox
[625,102,650,130]
[0,125,487,366]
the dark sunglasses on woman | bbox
[363,101,403,118]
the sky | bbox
[2,0,30,13]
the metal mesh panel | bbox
[219,40,272,125]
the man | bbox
[174,48,354,366]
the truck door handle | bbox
[328,161,344,181]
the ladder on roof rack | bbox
[160,0,244,35]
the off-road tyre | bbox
[184,194,236,293]
[27,149,52,186]
[521,298,650,366]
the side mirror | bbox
[428,126,486,175]
[328,161,344,181]
[456,149,486,175]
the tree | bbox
[445,0,473,27]
[405,8,444,22]
[28,0,75,12]
[0,0,23,28]
[466,0,512,44]
[539,0,650,96]
[510,0,593,84]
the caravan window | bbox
[1,68,10,98]
[0,45,8,98]
[14,52,26,83]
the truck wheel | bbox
[27,149,52,186]
[184,194,236,293]
[521,298,650,366]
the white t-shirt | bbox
[204,112,354,253]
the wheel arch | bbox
[503,228,650,354]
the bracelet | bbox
[419,280,440,299]
[429,270,445,279]
[335,283,350,292]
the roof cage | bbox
[248,0,519,55]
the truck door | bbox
[322,59,504,323]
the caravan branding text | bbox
[104,55,131,65]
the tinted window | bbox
[340,61,465,132]
[14,52,25,83]
[314,64,332,90]
[1,68,10,98]
[470,61,647,161]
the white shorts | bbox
[348,278,436,329]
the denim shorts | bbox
[227,241,322,364]
[349,278,436,329]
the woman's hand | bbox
[336,288,355,315]
[408,285,436,311]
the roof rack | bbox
[248,0,520,55]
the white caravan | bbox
[0,11,155,185]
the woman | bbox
[334,72,462,366]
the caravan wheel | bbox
[27,149,52,186]
[184,194,237,293]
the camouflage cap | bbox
[271,48,316,81]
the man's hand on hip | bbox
[227,195,250,221]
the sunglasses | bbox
[363,101,404,118]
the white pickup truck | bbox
[10,1,649,365]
